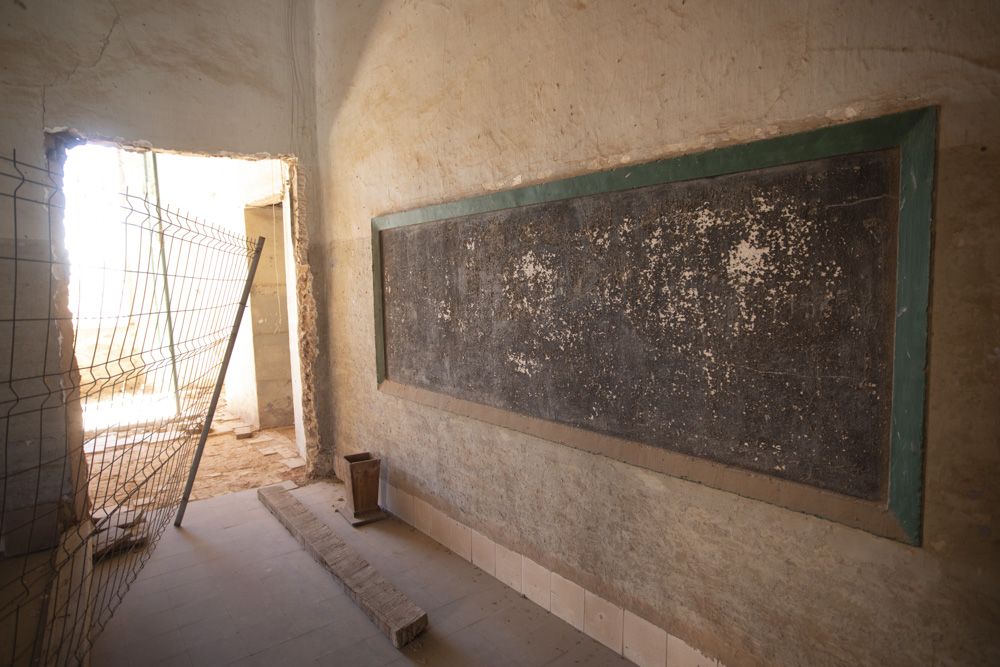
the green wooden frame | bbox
[372,108,936,544]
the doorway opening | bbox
[62,141,309,497]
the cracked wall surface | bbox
[314,1,1000,665]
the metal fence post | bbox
[144,151,182,416]
[174,236,266,526]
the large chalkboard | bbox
[381,150,896,499]
[372,109,935,543]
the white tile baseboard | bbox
[382,483,723,667]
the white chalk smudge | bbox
[507,352,539,376]
[726,239,770,287]
[437,300,451,322]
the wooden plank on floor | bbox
[256,484,428,648]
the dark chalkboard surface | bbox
[380,150,899,500]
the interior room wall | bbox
[1,0,308,158]
[244,203,295,429]
[313,2,1000,665]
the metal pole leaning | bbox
[150,152,183,416]
[174,236,266,527]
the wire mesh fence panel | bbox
[0,150,262,665]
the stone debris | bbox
[91,507,148,561]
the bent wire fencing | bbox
[0,149,263,665]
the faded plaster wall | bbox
[314,1,1000,665]
[245,204,295,429]
[2,0,303,157]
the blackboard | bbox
[372,109,935,543]
[381,150,897,499]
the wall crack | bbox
[811,45,1000,79]
[45,0,122,89]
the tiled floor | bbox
[91,482,628,666]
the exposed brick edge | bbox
[257,484,428,648]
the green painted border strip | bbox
[372,223,386,387]
[371,107,936,544]
[888,107,937,545]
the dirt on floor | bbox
[188,411,309,501]
[83,405,308,527]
